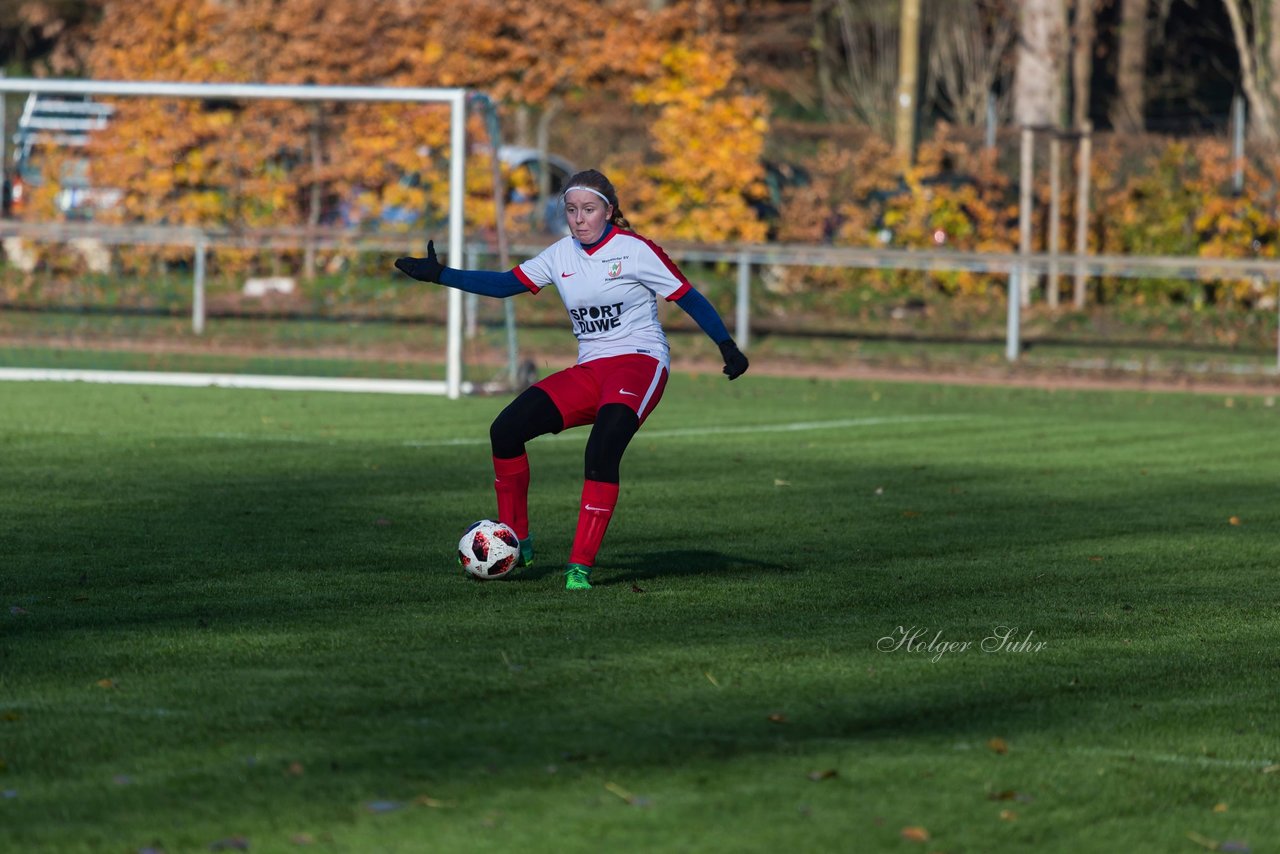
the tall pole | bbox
[895,0,922,171]
[1073,121,1092,308]
[1048,133,1062,308]
[1019,126,1035,307]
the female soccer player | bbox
[395,169,748,590]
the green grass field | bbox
[2,371,1278,853]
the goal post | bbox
[0,78,470,398]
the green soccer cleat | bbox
[564,563,592,590]
[518,534,535,568]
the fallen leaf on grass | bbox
[604,781,650,807]
[413,794,453,808]
[1229,516,1242,526]
[901,510,921,519]
[987,789,1034,803]
[900,826,930,842]
[1088,555,1104,562]
[1261,764,1280,774]
[987,737,1009,754]
[774,479,791,487]
[999,809,1017,822]
[96,679,118,690]
[1213,802,1229,813]
[630,584,645,594]
[1,712,18,722]
[373,518,393,527]
[766,713,788,724]
[806,769,838,781]
[286,761,305,777]
[289,834,314,846]
[703,672,721,689]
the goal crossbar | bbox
[0,78,470,398]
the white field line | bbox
[13,415,972,447]
[0,367,465,395]
[1065,746,1276,770]
[947,741,1276,770]
[401,415,972,447]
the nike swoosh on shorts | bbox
[585,505,613,513]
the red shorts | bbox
[534,354,669,429]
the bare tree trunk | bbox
[1269,0,1280,117]
[1223,0,1280,141]
[1111,0,1146,132]
[1071,0,1097,128]
[812,0,835,116]
[1015,0,1066,127]
[895,0,922,169]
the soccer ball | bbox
[457,519,520,580]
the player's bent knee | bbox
[584,404,640,483]
[490,386,564,458]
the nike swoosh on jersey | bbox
[584,505,613,513]
[560,272,575,278]
[618,389,639,397]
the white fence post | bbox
[1006,267,1021,362]
[735,250,751,349]
[193,235,207,335]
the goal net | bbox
[0,78,490,398]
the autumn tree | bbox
[622,38,769,242]
[78,0,768,255]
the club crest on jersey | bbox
[607,260,623,278]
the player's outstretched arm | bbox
[675,288,749,380]
[395,240,445,282]
[394,240,526,299]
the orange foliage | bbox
[617,39,769,243]
[78,0,754,262]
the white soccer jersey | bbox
[513,228,692,368]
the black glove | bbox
[718,339,749,380]
[394,240,444,283]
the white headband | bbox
[563,186,612,206]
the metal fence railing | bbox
[4,219,1280,370]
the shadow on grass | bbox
[600,549,791,585]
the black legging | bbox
[490,386,640,484]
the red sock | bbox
[569,479,620,567]
[492,454,530,539]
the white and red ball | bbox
[457,519,520,580]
